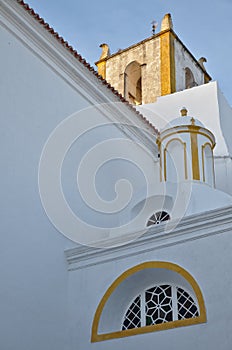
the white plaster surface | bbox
[137,81,232,157]
[0,4,156,349]
[67,206,232,350]
[137,81,232,195]
[2,3,232,350]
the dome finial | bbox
[180,107,188,117]
[191,117,196,125]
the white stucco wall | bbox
[66,207,232,350]
[2,3,232,350]
[0,18,86,350]
[137,81,232,196]
[0,4,158,349]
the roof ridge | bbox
[16,0,158,134]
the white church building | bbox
[1,1,232,349]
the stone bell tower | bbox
[95,14,211,105]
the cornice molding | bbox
[96,28,211,81]
[65,205,232,270]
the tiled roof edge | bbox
[16,0,159,134]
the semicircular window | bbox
[91,262,206,342]
[122,284,199,330]
[147,211,170,226]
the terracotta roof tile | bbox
[17,0,158,134]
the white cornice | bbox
[0,1,157,154]
[65,205,232,270]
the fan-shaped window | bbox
[147,211,170,226]
[91,262,206,342]
[122,284,199,330]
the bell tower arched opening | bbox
[185,67,197,89]
[124,61,142,105]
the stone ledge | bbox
[65,205,232,271]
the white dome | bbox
[162,116,205,130]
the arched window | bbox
[124,61,142,105]
[122,284,199,330]
[164,138,187,182]
[185,67,197,89]
[147,211,170,226]
[202,143,214,186]
[91,262,206,342]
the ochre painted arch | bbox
[91,261,206,342]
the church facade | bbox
[1,1,232,350]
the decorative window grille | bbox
[122,296,141,330]
[177,287,199,320]
[147,211,170,226]
[122,284,199,330]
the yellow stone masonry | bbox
[95,14,211,105]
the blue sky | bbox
[27,0,232,105]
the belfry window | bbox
[124,61,142,105]
[185,67,197,89]
[122,284,199,330]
